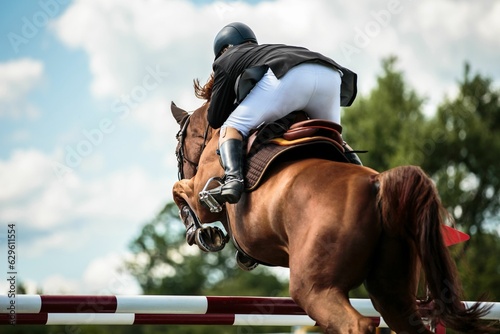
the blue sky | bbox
[1,0,499,294]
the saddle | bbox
[244,113,349,191]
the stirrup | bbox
[199,177,225,213]
[235,251,259,271]
[195,226,228,252]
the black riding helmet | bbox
[213,22,257,59]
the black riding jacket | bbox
[207,43,357,129]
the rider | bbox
[205,22,361,205]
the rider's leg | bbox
[213,67,307,205]
[216,64,362,205]
[234,63,363,165]
[222,66,318,138]
[300,64,363,165]
[217,127,244,203]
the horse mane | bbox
[194,73,214,101]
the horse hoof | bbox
[195,226,227,252]
[236,251,259,271]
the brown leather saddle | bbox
[244,113,349,191]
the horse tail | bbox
[376,165,494,332]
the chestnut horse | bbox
[171,101,494,334]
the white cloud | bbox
[477,1,500,48]
[0,148,169,248]
[81,252,142,294]
[0,58,44,119]
[52,0,500,125]
[28,252,142,294]
[28,228,87,257]
[9,129,31,143]
[40,275,81,294]
[52,0,215,100]
[0,147,168,294]
[0,252,141,295]
[0,149,54,203]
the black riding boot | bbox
[218,139,245,204]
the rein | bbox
[175,114,211,180]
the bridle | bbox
[175,114,211,180]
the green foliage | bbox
[451,232,500,301]
[342,56,426,170]
[421,64,500,235]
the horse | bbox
[170,101,494,334]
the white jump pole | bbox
[1,295,498,328]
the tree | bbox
[421,64,500,303]
[342,56,426,170]
[422,63,500,236]
[452,232,500,301]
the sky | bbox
[0,0,499,295]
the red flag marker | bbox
[441,225,470,246]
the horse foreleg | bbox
[172,179,199,245]
[172,179,221,223]
[173,179,228,251]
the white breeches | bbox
[223,63,342,138]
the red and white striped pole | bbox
[1,295,498,329]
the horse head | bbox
[171,101,214,180]
[171,100,223,225]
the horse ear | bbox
[171,101,189,126]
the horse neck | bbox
[197,129,220,171]
[180,103,213,179]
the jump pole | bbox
[0,296,378,327]
[1,295,499,328]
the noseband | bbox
[175,114,210,180]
